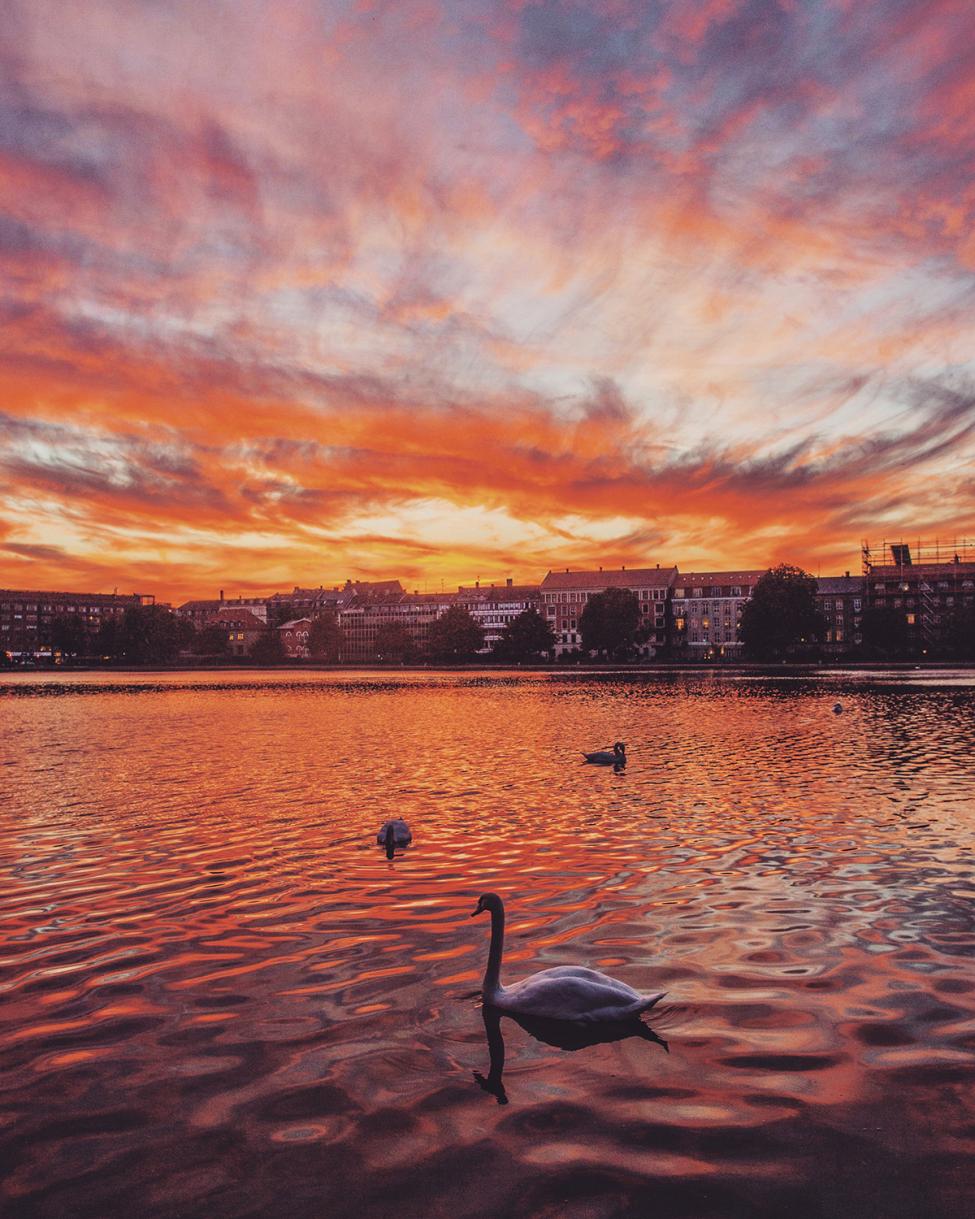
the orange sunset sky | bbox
[2,0,975,603]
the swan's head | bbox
[471,892,503,918]
[614,741,626,755]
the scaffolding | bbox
[862,537,975,573]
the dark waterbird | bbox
[377,818,412,859]
[582,741,626,765]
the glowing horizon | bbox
[3,0,975,603]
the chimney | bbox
[621,565,626,571]
[506,577,512,587]
[845,570,850,577]
[219,589,224,602]
[475,580,480,589]
[656,563,659,569]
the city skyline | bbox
[3,1,975,602]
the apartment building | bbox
[863,539,975,650]
[203,607,268,657]
[456,579,541,653]
[338,590,455,662]
[0,589,153,656]
[816,574,865,656]
[671,570,765,658]
[539,566,677,656]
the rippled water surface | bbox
[2,669,974,1218]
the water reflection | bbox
[3,670,975,1218]
[474,1006,669,1106]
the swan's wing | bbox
[498,970,656,1021]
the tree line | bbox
[14,567,975,665]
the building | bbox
[816,573,865,656]
[265,580,404,626]
[279,618,314,658]
[338,590,455,662]
[539,566,678,657]
[0,589,154,657]
[203,607,268,657]
[177,592,269,628]
[671,570,765,659]
[456,579,541,653]
[862,538,975,651]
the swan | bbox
[376,819,412,847]
[582,741,626,765]
[471,892,665,1023]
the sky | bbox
[3,0,975,602]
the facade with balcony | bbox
[456,579,541,653]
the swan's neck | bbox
[483,904,505,1000]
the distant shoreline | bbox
[5,660,975,676]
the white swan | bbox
[376,819,412,847]
[471,892,665,1023]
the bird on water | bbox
[582,741,626,765]
[377,819,412,858]
[470,892,665,1022]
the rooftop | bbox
[541,566,678,591]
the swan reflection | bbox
[473,1005,668,1106]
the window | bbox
[853,598,861,611]
[731,586,741,596]
[674,588,685,598]
[906,613,916,625]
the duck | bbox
[582,741,626,765]
[832,702,843,715]
[470,892,665,1023]
[377,819,412,848]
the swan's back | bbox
[496,965,664,1022]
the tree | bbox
[426,605,484,661]
[858,604,914,659]
[492,608,555,662]
[114,605,194,663]
[49,613,88,658]
[739,565,826,660]
[942,603,975,660]
[373,622,417,662]
[250,630,285,663]
[308,611,343,661]
[579,587,641,658]
[194,624,229,656]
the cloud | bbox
[0,0,974,599]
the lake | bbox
[2,669,974,1218]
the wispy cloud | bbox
[1,0,974,598]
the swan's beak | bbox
[470,904,483,917]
